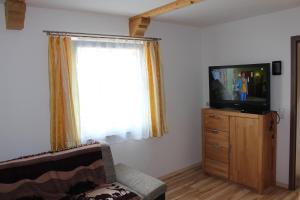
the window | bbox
[73,39,151,143]
[48,35,166,150]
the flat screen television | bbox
[209,63,270,114]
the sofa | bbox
[0,143,166,200]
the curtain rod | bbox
[43,30,161,41]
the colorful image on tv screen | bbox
[210,67,267,102]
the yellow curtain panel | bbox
[48,36,81,151]
[144,41,168,137]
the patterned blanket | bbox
[62,183,141,200]
[12,183,141,200]
[0,144,141,200]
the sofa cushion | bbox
[115,164,167,200]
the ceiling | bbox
[7,0,300,27]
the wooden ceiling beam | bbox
[131,0,202,20]
[5,0,26,30]
[129,17,151,37]
[129,0,203,37]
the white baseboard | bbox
[159,162,201,180]
[276,181,289,189]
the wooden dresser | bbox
[202,108,277,193]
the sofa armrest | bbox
[115,163,167,200]
[101,143,116,183]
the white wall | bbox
[200,6,300,185]
[0,5,202,177]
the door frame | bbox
[289,35,300,190]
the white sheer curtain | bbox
[72,38,151,143]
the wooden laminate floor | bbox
[162,166,300,200]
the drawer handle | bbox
[213,144,220,149]
[210,129,219,134]
[209,114,221,120]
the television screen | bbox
[209,63,270,112]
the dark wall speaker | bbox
[272,61,282,75]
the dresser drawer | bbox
[204,113,229,131]
[205,143,228,163]
[204,159,229,179]
[205,129,228,144]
